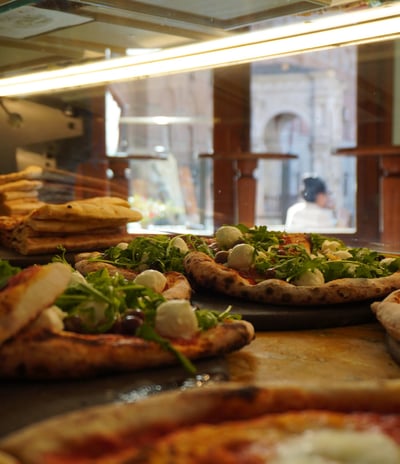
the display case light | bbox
[0,2,399,97]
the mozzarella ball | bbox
[380,257,396,267]
[155,300,199,339]
[227,243,255,270]
[293,268,325,286]
[330,250,353,260]
[321,240,342,254]
[215,226,243,249]
[134,269,167,293]
[168,236,189,253]
[116,242,129,250]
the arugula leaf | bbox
[195,305,241,330]
[90,235,212,273]
[136,323,197,374]
[0,259,21,290]
[55,268,166,333]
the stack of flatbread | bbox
[1,196,142,255]
[0,166,45,216]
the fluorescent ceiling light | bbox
[0,2,399,96]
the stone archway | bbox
[256,112,312,224]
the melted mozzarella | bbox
[227,243,255,270]
[270,429,400,464]
[134,269,167,293]
[155,300,198,339]
[293,268,325,286]
[30,305,65,333]
[215,225,243,249]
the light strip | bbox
[0,2,399,96]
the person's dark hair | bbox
[301,176,327,202]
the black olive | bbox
[111,309,145,334]
[215,250,229,264]
[63,315,85,333]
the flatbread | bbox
[28,197,140,222]
[184,251,400,305]
[0,180,43,193]
[2,382,400,463]
[0,199,44,216]
[0,263,71,345]
[0,166,42,185]
[0,190,39,201]
[10,231,135,255]
[26,217,136,233]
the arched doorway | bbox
[256,112,311,225]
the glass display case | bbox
[0,0,399,246]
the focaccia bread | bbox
[0,180,43,193]
[0,166,42,185]
[27,196,141,223]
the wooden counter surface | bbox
[227,323,400,385]
[1,323,399,437]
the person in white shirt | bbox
[285,176,337,232]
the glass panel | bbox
[251,47,357,234]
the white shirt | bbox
[285,201,337,232]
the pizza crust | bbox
[0,320,255,379]
[2,382,400,463]
[184,251,400,306]
[371,289,400,340]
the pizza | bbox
[0,260,254,379]
[371,288,400,341]
[183,225,400,306]
[73,234,214,299]
[1,382,400,463]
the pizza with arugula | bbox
[183,225,400,306]
[72,227,400,306]
[0,260,254,379]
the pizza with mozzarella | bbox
[184,225,400,305]
[0,261,254,379]
[1,382,400,463]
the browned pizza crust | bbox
[0,320,255,379]
[371,289,400,340]
[0,263,71,345]
[2,382,400,463]
[184,251,400,306]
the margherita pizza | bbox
[184,225,400,305]
[1,382,400,463]
[0,260,254,379]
